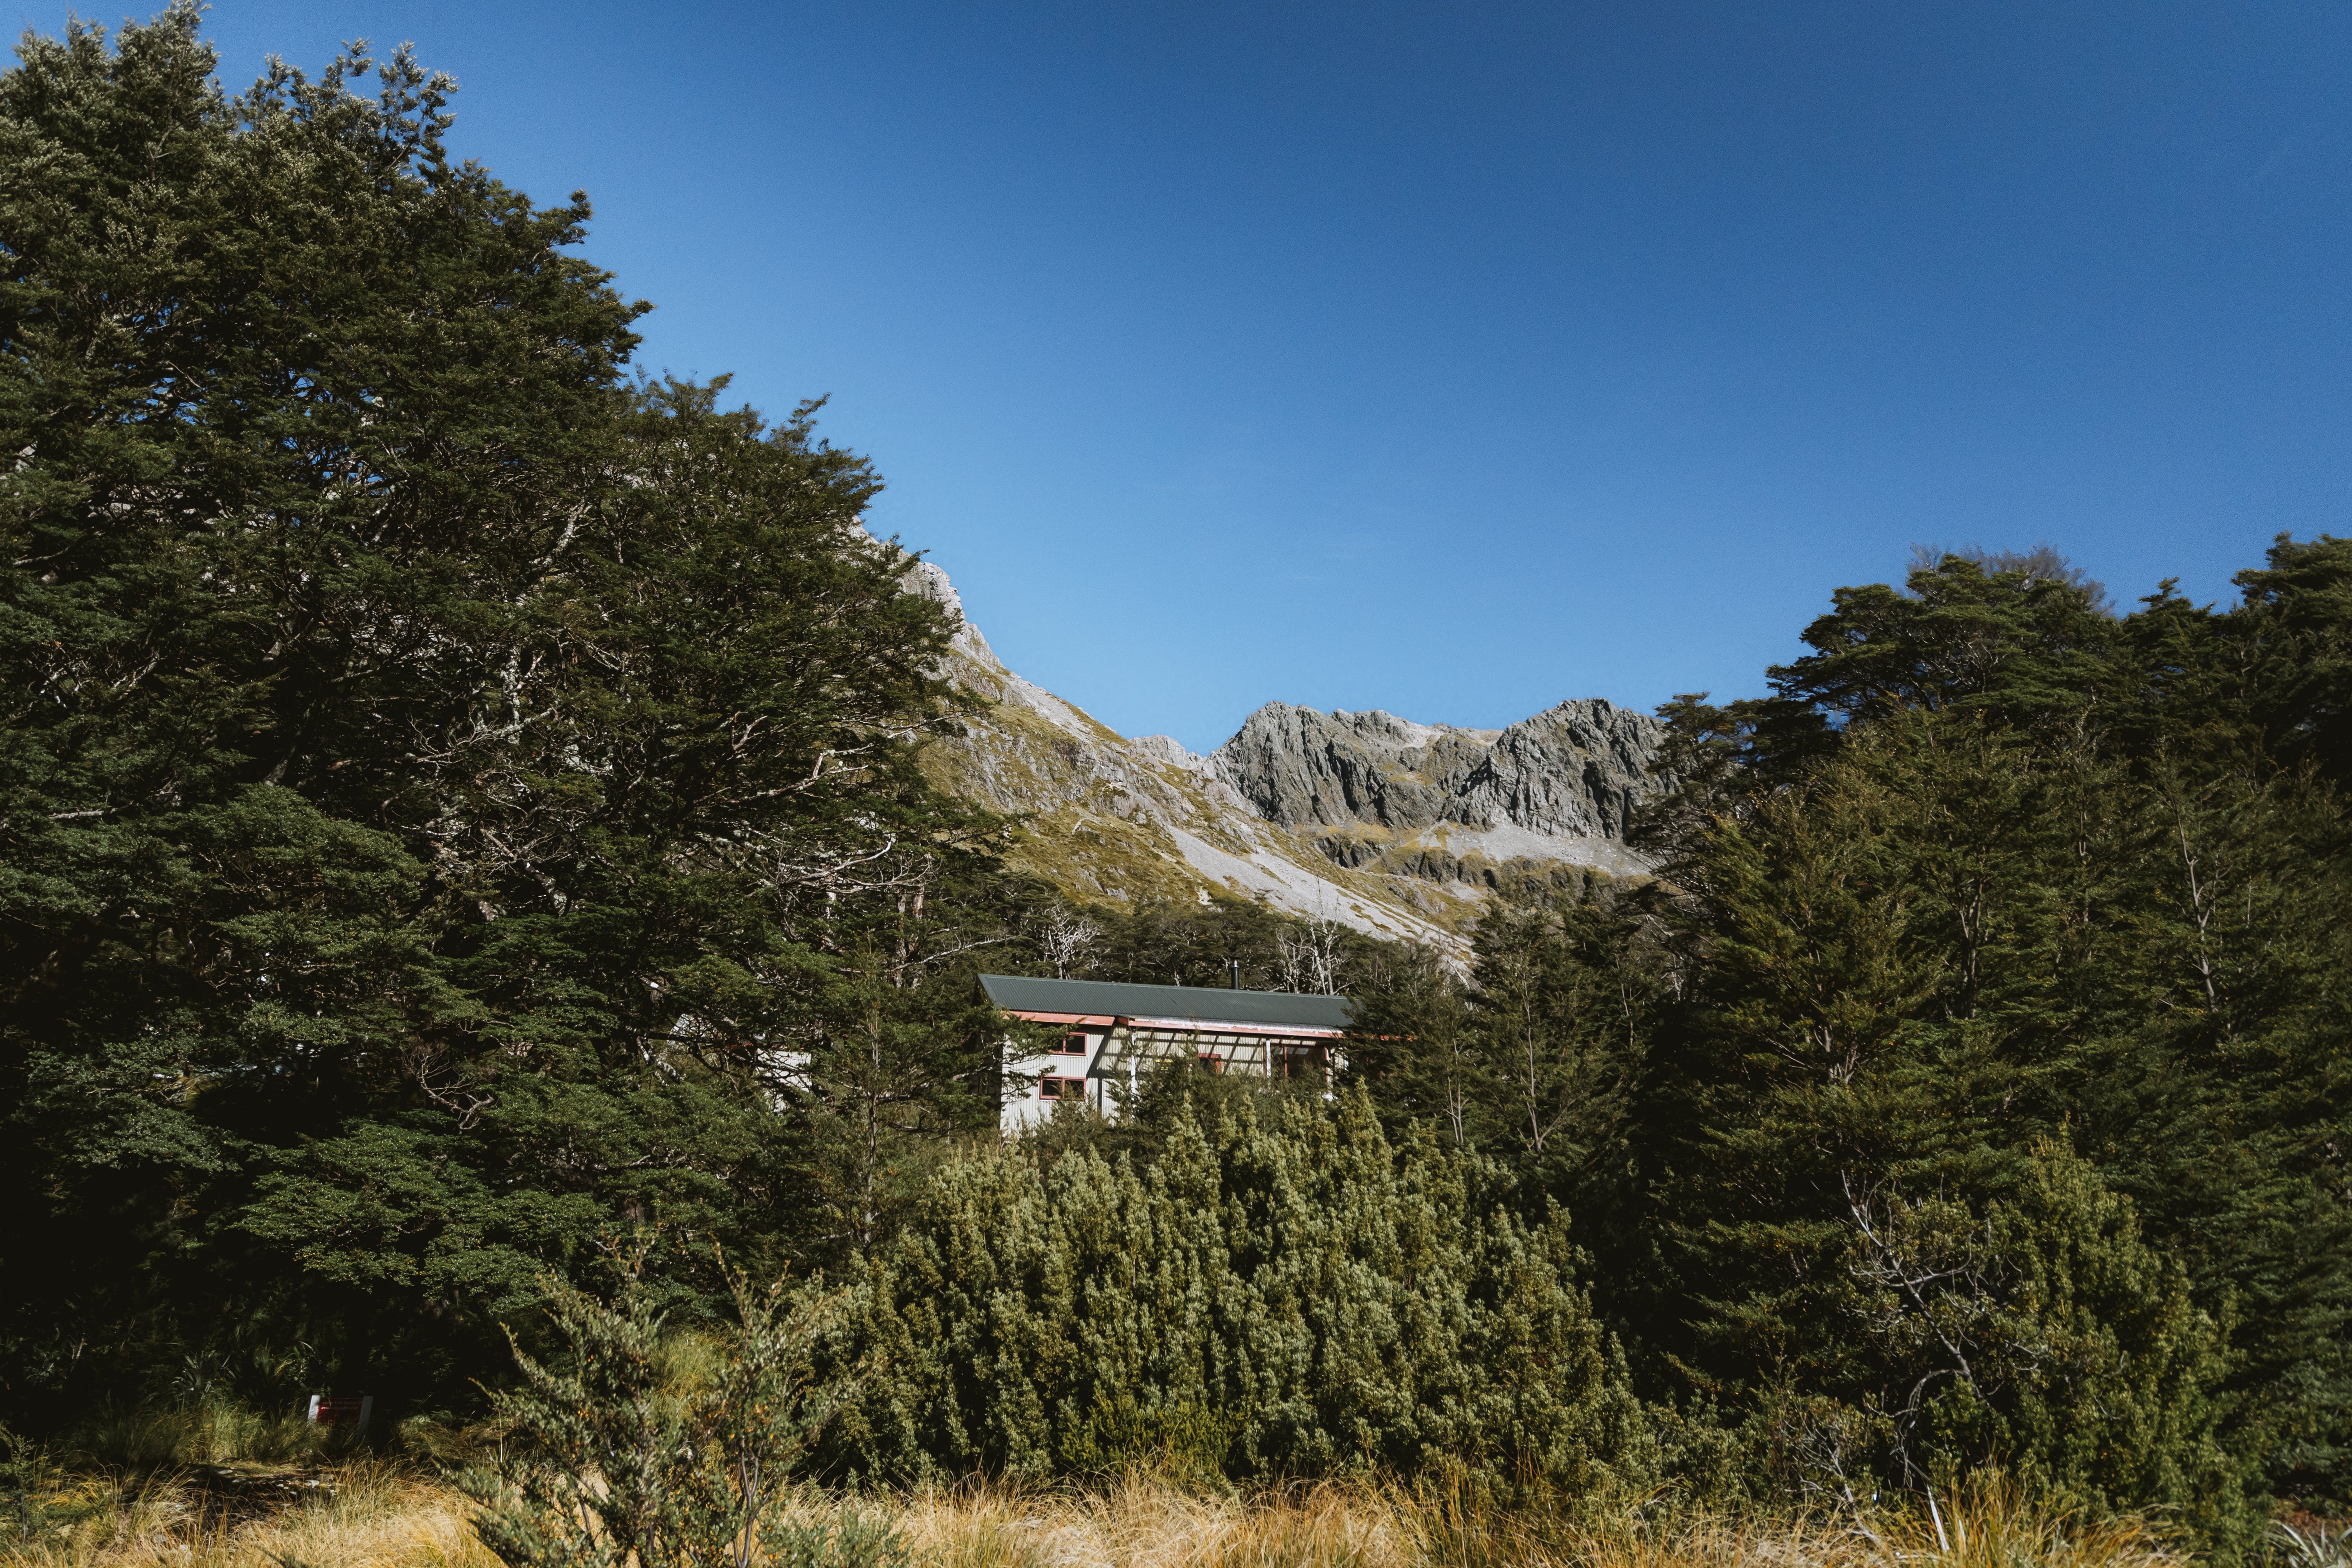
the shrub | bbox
[814,1084,1655,1490]
[459,1240,890,1568]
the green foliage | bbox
[815,1085,1654,1490]
[1805,1143,2241,1544]
[460,1236,892,1568]
[1347,883,1668,1237]
[4,6,2345,1551]
[1768,555,2121,729]
[1623,706,2335,1539]
[0,1421,57,1544]
[2229,535,2352,786]
[0,5,1000,1424]
[1354,546,2352,1549]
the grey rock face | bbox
[1210,697,1668,845]
[899,537,1651,947]
[1206,705,1475,830]
[1448,698,1666,839]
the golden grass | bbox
[1,1464,2193,1568]
[1,1463,500,1568]
[779,1470,2187,1568]
[881,1475,1415,1568]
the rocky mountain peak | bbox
[1209,696,1668,845]
[1208,703,1489,832]
[900,540,1672,951]
[1450,697,1669,840]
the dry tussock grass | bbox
[1,1464,2191,1568]
[2,1463,499,1568]
[882,1475,1415,1568]
[817,1470,2186,1568]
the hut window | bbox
[1056,1031,1088,1054]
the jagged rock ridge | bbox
[894,539,1669,951]
[1211,698,1666,847]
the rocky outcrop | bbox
[1445,698,1666,839]
[895,536,1668,955]
[1207,706,1492,831]
[1210,698,1668,845]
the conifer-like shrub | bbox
[1907,1144,2242,1538]
[813,1085,1655,1489]
[1749,1142,2249,1550]
[459,1242,902,1568]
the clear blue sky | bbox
[30,2,2352,751]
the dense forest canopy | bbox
[1349,541,2352,1545]
[3,9,2347,1558]
[0,2,1024,1415]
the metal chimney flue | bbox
[1228,958,1240,990]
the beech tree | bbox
[0,6,997,1421]
[1352,550,2349,1544]
[1618,554,2348,1535]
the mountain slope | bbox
[904,552,1668,951]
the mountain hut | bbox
[980,973,1351,1131]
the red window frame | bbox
[1038,1075,1086,1101]
[1056,1031,1089,1055]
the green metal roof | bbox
[979,974,1353,1031]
